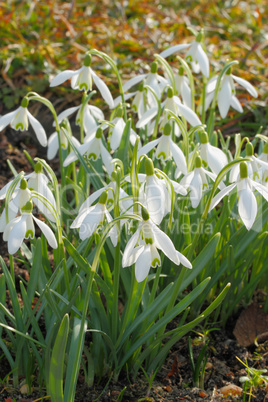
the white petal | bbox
[47,132,59,160]
[122,74,147,92]
[151,221,180,265]
[230,96,243,113]
[50,70,77,87]
[137,138,161,159]
[205,143,228,175]
[250,180,268,203]
[189,169,203,208]
[171,179,187,196]
[169,139,187,175]
[79,204,104,240]
[159,44,190,58]
[122,224,142,267]
[196,43,209,78]
[176,251,192,269]
[238,185,257,230]
[206,76,218,93]
[218,77,232,118]
[56,106,80,124]
[209,183,237,212]
[100,142,113,175]
[63,141,89,167]
[27,111,47,147]
[231,75,258,97]
[91,69,114,108]
[136,107,158,128]
[33,216,58,248]
[135,245,152,282]
[7,215,27,254]
[110,118,125,150]
[175,101,201,126]
[0,110,16,131]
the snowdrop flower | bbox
[108,106,138,150]
[26,162,57,222]
[199,131,228,176]
[50,54,114,108]
[47,128,81,160]
[138,158,187,224]
[256,142,268,185]
[0,177,31,232]
[174,67,192,109]
[160,31,210,78]
[229,142,268,183]
[0,97,47,146]
[136,87,201,137]
[122,61,168,108]
[209,161,268,230]
[122,207,192,282]
[205,68,258,118]
[54,98,104,137]
[71,190,118,246]
[3,201,58,255]
[137,123,188,177]
[181,155,217,208]
[63,127,113,175]
[78,172,132,215]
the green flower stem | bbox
[112,169,121,342]
[154,54,175,91]
[201,75,207,123]
[206,60,239,138]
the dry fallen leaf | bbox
[233,303,268,346]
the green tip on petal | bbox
[96,127,103,139]
[240,161,248,179]
[163,123,172,136]
[84,54,91,67]
[99,191,108,205]
[21,201,33,213]
[167,86,174,98]
[34,161,43,174]
[20,177,28,190]
[263,142,268,154]
[246,142,254,157]
[195,155,202,168]
[21,97,29,108]
[141,206,150,221]
[199,131,208,144]
[145,158,154,176]
[115,106,123,118]
[151,61,158,74]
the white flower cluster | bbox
[0,30,265,281]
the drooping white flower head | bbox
[181,155,217,208]
[174,67,192,109]
[71,190,118,246]
[122,61,168,109]
[199,131,228,177]
[63,127,113,175]
[159,31,209,78]
[138,158,187,224]
[230,142,268,185]
[47,128,81,160]
[256,142,268,185]
[0,97,47,147]
[209,161,268,230]
[122,207,192,282]
[50,54,114,108]
[3,201,58,255]
[137,123,188,177]
[205,68,258,118]
[108,106,138,151]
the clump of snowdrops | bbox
[0,29,267,400]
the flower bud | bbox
[145,158,154,176]
[240,161,248,179]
